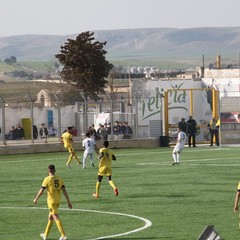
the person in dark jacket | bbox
[15,123,24,140]
[178,118,187,133]
[33,125,38,139]
[39,123,49,143]
[186,116,197,147]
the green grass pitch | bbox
[0,145,240,240]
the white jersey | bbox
[176,131,186,148]
[82,137,96,153]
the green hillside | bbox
[0,27,239,66]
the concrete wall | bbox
[203,68,240,78]
[0,138,162,155]
[221,131,240,144]
[0,105,79,137]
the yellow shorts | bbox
[48,202,60,215]
[98,166,112,176]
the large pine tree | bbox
[55,31,113,99]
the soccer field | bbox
[0,145,240,240]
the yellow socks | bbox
[44,220,53,237]
[55,219,65,237]
[96,181,101,196]
[75,155,81,164]
[109,180,116,190]
[66,155,73,165]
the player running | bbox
[61,126,81,168]
[93,140,118,198]
[82,131,98,169]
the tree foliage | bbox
[4,56,17,65]
[55,31,113,99]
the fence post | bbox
[53,94,62,138]
[80,92,88,132]
[120,96,125,113]
[26,94,34,143]
[106,93,114,139]
[57,102,61,138]
[132,80,142,139]
[0,97,6,145]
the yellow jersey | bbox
[98,147,115,176]
[61,132,73,149]
[237,182,240,191]
[42,175,64,204]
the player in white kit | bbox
[172,127,186,165]
[82,131,98,169]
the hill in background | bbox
[0,27,240,68]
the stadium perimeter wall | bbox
[0,138,161,155]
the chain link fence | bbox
[1,78,240,146]
[0,92,212,146]
[0,94,138,145]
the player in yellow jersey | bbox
[61,126,81,167]
[34,164,72,240]
[93,140,118,198]
[233,180,240,229]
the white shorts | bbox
[173,146,183,154]
[83,151,94,159]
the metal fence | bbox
[0,95,137,146]
[0,94,212,146]
[1,85,240,146]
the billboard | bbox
[131,79,212,125]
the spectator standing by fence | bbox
[208,117,220,146]
[39,123,49,143]
[123,122,133,139]
[15,123,24,140]
[48,123,56,137]
[178,118,187,133]
[105,123,111,135]
[99,124,108,140]
[186,116,197,147]
[113,121,120,135]
[33,125,38,139]
[6,126,16,140]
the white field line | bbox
[0,206,152,240]
[138,156,240,166]
[0,147,232,164]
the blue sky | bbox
[1,0,240,37]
